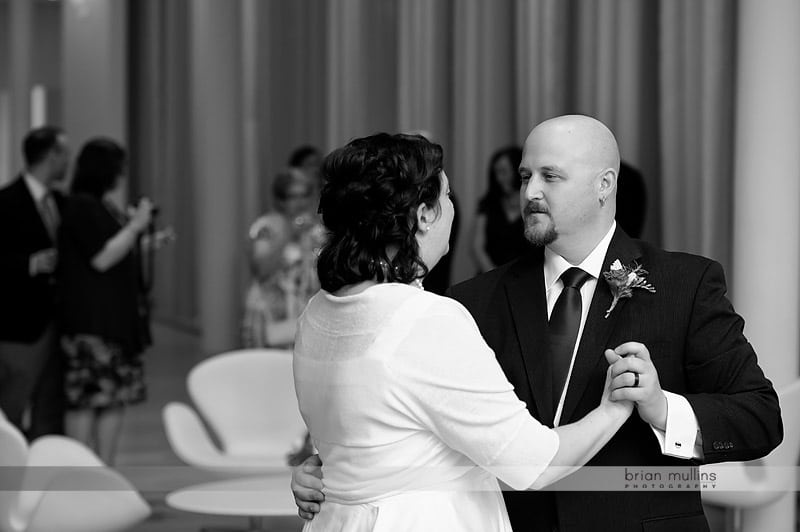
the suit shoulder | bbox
[635,240,724,286]
[0,180,29,215]
[0,178,23,200]
[446,259,522,317]
[62,193,104,213]
[637,240,716,268]
[448,260,514,298]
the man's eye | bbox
[544,173,558,181]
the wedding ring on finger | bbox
[632,372,640,388]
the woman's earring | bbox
[599,196,606,207]
[426,225,431,232]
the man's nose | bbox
[523,177,543,200]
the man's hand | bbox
[29,248,58,275]
[291,454,324,520]
[607,342,668,430]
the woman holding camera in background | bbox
[58,138,161,465]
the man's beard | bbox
[525,222,557,247]
[523,203,557,247]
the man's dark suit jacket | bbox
[0,176,62,343]
[448,227,782,532]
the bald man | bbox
[291,116,781,531]
[445,115,781,531]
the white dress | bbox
[293,284,559,531]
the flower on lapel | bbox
[602,259,655,318]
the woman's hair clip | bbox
[369,258,391,279]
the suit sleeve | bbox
[683,260,782,463]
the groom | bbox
[292,115,782,531]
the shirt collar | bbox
[23,173,48,203]
[544,221,617,290]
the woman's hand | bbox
[128,198,155,233]
[600,349,634,423]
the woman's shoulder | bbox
[64,192,102,210]
[62,193,108,224]
[398,288,480,333]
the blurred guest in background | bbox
[58,138,159,465]
[288,144,323,193]
[0,125,69,439]
[288,144,323,176]
[471,146,529,273]
[615,161,647,238]
[242,168,324,349]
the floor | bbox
[114,323,304,532]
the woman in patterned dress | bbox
[58,138,158,465]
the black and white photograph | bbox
[0,1,797,531]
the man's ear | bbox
[598,168,617,199]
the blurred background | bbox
[5,0,783,352]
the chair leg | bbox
[199,516,269,532]
[724,507,742,532]
[248,516,266,531]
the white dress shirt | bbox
[23,173,59,277]
[545,221,702,459]
[23,173,48,204]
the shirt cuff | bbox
[649,391,703,460]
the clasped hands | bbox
[605,341,668,431]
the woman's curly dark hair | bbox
[317,133,444,292]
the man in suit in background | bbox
[0,125,70,438]
[446,114,781,531]
[291,115,782,531]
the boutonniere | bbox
[602,259,655,318]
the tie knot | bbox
[560,267,591,289]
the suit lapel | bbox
[12,175,54,245]
[561,228,642,423]
[503,249,556,426]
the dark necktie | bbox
[39,192,60,242]
[549,267,592,412]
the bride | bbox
[292,133,632,531]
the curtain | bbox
[128,0,738,350]
[660,0,736,268]
[129,0,199,332]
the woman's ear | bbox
[416,203,433,233]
